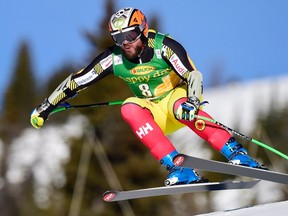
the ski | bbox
[102,180,259,202]
[173,154,288,184]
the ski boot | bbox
[160,150,208,186]
[221,137,266,169]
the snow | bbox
[203,77,288,134]
[197,200,288,216]
[5,115,90,207]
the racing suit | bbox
[34,30,231,161]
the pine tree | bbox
[253,104,288,200]
[1,40,36,139]
[0,40,37,216]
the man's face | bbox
[120,38,143,60]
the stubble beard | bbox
[122,43,143,60]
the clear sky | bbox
[1,0,288,98]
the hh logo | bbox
[136,123,153,139]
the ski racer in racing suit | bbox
[30,7,265,186]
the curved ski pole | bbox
[195,115,288,160]
[50,100,124,116]
[50,100,208,116]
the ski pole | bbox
[50,100,208,116]
[50,100,288,160]
[195,115,288,160]
[50,100,124,115]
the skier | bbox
[31,7,265,186]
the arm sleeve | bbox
[162,36,203,100]
[47,48,114,106]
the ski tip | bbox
[102,191,116,202]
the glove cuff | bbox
[188,96,200,109]
[37,98,56,119]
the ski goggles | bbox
[111,26,142,46]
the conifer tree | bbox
[255,105,288,189]
[0,40,37,216]
[1,40,36,139]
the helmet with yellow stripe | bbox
[108,7,148,46]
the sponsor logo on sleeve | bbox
[74,69,99,85]
[170,54,188,75]
[100,55,112,70]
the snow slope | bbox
[197,200,288,216]
[203,76,288,134]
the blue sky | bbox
[1,0,288,98]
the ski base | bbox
[174,154,288,184]
[102,180,259,202]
